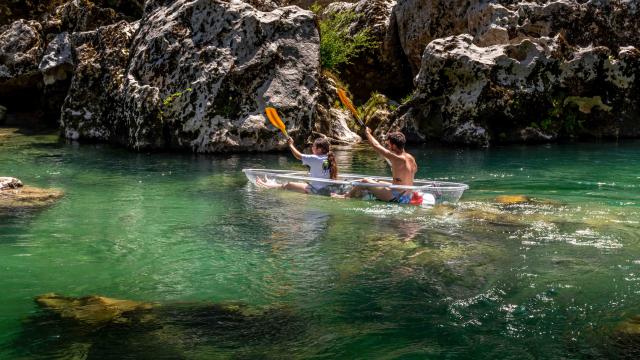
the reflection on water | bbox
[1,128,640,358]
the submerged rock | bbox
[36,293,155,326]
[0,182,63,210]
[495,195,531,205]
[18,292,305,358]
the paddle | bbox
[337,88,365,127]
[265,107,289,139]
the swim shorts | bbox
[391,189,412,204]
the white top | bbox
[301,154,329,189]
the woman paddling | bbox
[257,137,338,195]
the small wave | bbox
[509,221,622,249]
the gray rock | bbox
[397,34,640,146]
[61,0,322,152]
[0,177,23,190]
[39,31,73,85]
[0,19,44,85]
[43,0,135,34]
[312,75,361,144]
[61,20,139,142]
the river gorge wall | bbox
[1,0,639,150]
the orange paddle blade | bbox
[265,107,288,138]
[337,88,364,126]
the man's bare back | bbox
[389,152,417,186]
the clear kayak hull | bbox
[242,168,469,205]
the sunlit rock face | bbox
[386,0,640,146]
[61,0,321,152]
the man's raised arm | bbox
[365,127,402,161]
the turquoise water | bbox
[1,127,639,359]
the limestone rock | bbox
[0,20,44,90]
[39,31,73,85]
[60,20,138,142]
[312,75,361,144]
[43,0,133,34]
[62,0,322,152]
[392,0,640,77]
[392,0,471,74]
[0,0,143,26]
[394,33,640,146]
[0,177,23,190]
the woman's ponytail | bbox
[327,151,337,180]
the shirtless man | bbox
[338,127,418,203]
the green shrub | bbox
[316,8,378,72]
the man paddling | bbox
[335,127,419,204]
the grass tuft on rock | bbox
[314,6,378,72]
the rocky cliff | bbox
[1,0,639,149]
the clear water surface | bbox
[1,127,639,359]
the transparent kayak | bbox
[243,168,469,205]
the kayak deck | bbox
[243,168,468,204]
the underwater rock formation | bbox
[15,292,304,358]
[0,178,63,211]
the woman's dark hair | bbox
[386,132,406,150]
[314,138,338,180]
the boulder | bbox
[43,0,134,34]
[391,0,640,77]
[0,20,44,97]
[62,0,322,152]
[0,0,143,26]
[60,20,139,143]
[391,34,640,146]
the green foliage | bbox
[309,2,322,15]
[317,8,378,72]
[400,91,416,105]
[361,92,388,124]
[163,88,193,108]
